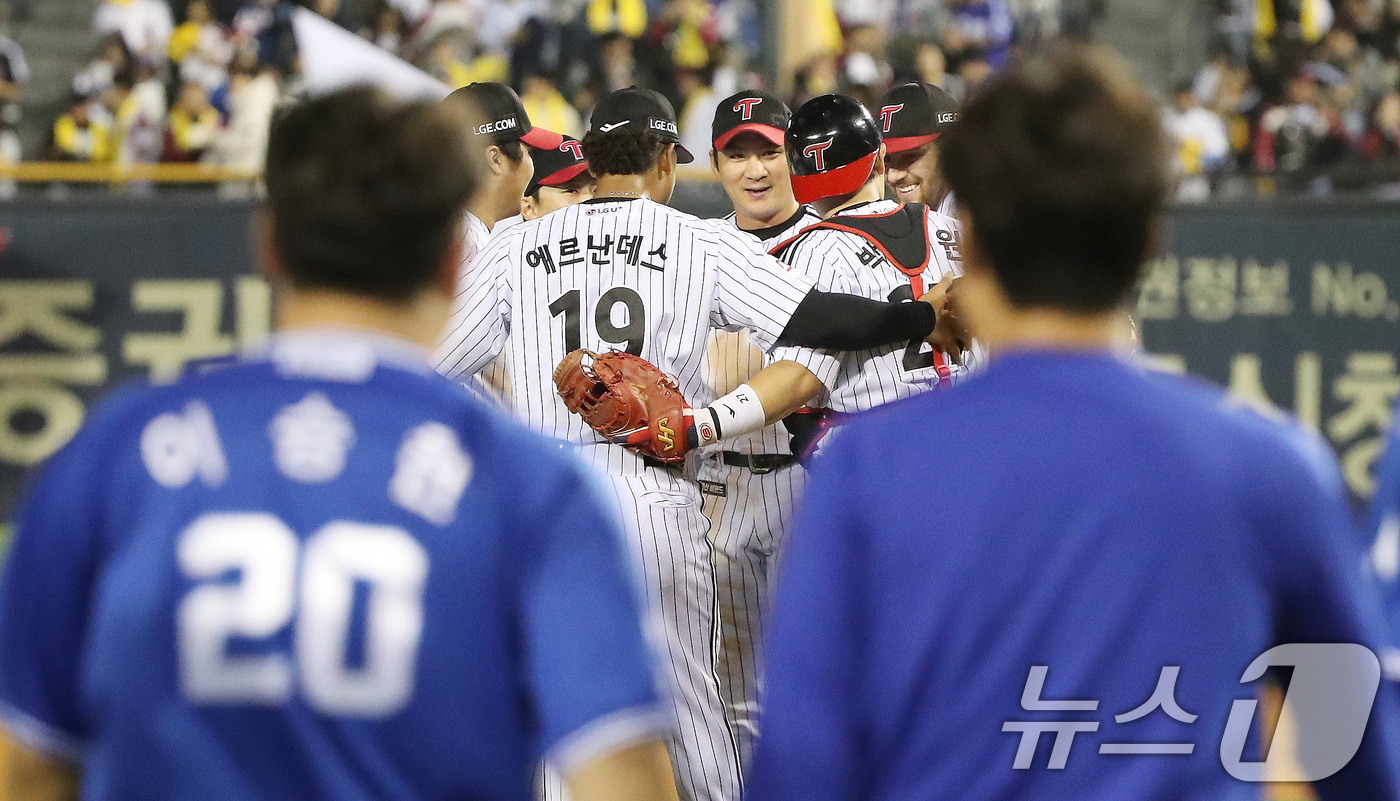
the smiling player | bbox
[703,89,821,764]
[879,82,960,215]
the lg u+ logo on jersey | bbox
[881,104,904,132]
[803,139,834,171]
[733,97,762,121]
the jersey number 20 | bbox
[548,287,647,356]
[177,513,428,718]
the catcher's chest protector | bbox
[771,202,934,279]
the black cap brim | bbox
[675,144,695,164]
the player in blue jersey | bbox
[1368,400,1400,680]
[0,87,679,801]
[749,45,1400,801]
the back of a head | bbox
[264,86,479,301]
[581,87,695,177]
[941,44,1169,313]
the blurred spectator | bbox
[596,31,640,92]
[520,71,584,137]
[365,4,406,54]
[425,33,471,86]
[791,52,839,107]
[93,0,175,66]
[169,0,233,92]
[233,0,295,74]
[0,103,19,197]
[384,0,430,27]
[655,0,719,70]
[1164,80,1231,201]
[412,0,480,54]
[676,66,714,157]
[50,94,111,162]
[912,40,955,89]
[953,49,993,100]
[477,0,535,55]
[1012,0,1061,41]
[945,0,1013,69]
[206,60,277,171]
[73,35,132,98]
[1362,90,1400,159]
[587,0,647,38]
[164,81,221,161]
[842,25,891,107]
[104,65,165,165]
[0,3,26,106]
[1255,71,1329,173]
[310,0,353,29]
[836,0,899,31]
[1193,46,1234,107]
[423,31,507,86]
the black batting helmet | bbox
[786,94,882,204]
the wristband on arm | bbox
[687,383,768,448]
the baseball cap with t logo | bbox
[712,90,791,150]
[448,82,565,149]
[589,87,695,163]
[879,82,960,153]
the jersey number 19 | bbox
[548,287,647,356]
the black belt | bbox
[721,452,797,475]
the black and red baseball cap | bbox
[447,81,564,149]
[525,135,591,196]
[877,82,960,154]
[588,87,695,163]
[712,90,791,150]
[785,94,882,204]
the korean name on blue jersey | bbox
[0,87,675,801]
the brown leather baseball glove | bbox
[553,349,692,464]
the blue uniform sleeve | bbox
[748,429,869,801]
[513,455,668,774]
[0,426,106,760]
[1366,408,1400,656]
[1260,431,1400,800]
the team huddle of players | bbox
[5,43,1398,801]
[432,77,982,801]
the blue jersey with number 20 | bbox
[0,330,666,801]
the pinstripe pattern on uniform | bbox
[703,206,823,456]
[434,197,816,801]
[770,199,979,415]
[436,198,815,477]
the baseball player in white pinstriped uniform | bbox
[771,94,981,426]
[436,88,954,801]
[445,82,564,408]
[880,82,961,217]
[699,89,821,766]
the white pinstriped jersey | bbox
[436,197,816,477]
[771,199,976,414]
[456,211,502,407]
[708,206,824,456]
[937,191,957,218]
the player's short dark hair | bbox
[497,138,525,163]
[581,129,668,176]
[264,86,479,301]
[942,44,1169,312]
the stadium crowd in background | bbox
[14,0,1400,202]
